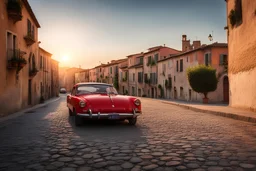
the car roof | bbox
[74,82,113,87]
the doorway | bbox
[151,88,154,98]
[223,76,229,103]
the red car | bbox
[67,83,142,126]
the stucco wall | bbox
[0,0,40,116]
[227,0,256,111]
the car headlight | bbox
[134,99,141,106]
[79,100,86,107]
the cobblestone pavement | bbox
[0,95,256,171]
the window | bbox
[147,56,152,65]
[133,73,135,82]
[110,67,112,74]
[180,59,183,72]
[187,56,189,62]
[139,57,143,64]
[40,56,43,69]
[176,60,179,72]
[168,60,172,68]
[174,76,176,82]
[154,53,159,62]
[27,19,34,39]
[204,53,211,66]
[219,54,228,65]
[144,73,148,83]
[138,72,143,83]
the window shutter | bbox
[219,54,223,65]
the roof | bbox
[74,82,112,87]
[39,47,52,56]
[94,64,106,68]
[128,63,143,69]
[143,46,181,55]
[158,42,228,63]
[51,58,59,63]
[77,69,89,73]
[22,0,40,28]
[127,52,144,58]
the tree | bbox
[187,65,218,102]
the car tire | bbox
[69,109,73,116]
[128,117,137,125]
[74,110,83,126]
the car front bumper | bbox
[77,110,141,119]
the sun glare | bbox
[61,55,69,62]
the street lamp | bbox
[208,31,213,41]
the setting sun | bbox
[61,55,69,62]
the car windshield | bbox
[76,84,118,95]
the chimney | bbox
[192,40,201,49]
[182,34,191,52]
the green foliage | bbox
[18,57,27,64]
[228,9,236,28]
[7,0,22,12]
[158,84,164,98]
[187,65,218,98]
[113,74,119,90]
[158,84,162,89]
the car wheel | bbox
[69,109,73,116]
[74,110,83,126]
[128,117,137,125]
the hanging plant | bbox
[229,9,236,28]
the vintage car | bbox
[60,88,67,94]
[67,83,142,126]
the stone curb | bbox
[0,97,61,124]
[161,101,256,124]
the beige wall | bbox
[50,60,59,98]
[0,0,41,116]
[75,70,89,84]
[227,0,256,111]
[89,68,96,82]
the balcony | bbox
[7,49,27,70]
[6,0,22,23]
[24,31,35,46]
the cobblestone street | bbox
[0,95,256,171]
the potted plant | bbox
[187,65,218,104]
[18,57,27,67]
[30,67,39,77]
[8,57,19,68]
[6,0,22,21]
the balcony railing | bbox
[6,0,22,23]
[24,31,35,46]
[7,49,27,69]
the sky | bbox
[28,0,227,68]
